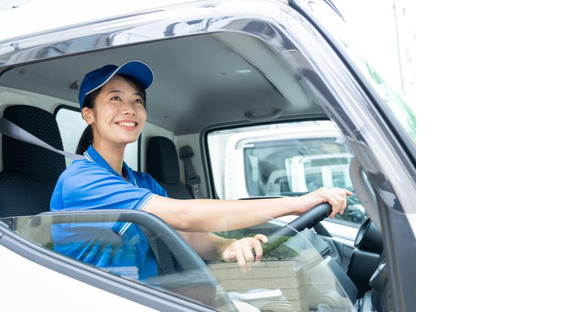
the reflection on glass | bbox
[2,211,355,311]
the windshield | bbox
[207,120,368,226]
[1,211,356,311]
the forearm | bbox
[145,196,310,232]
[178,231,233,260]
[144,187,347,232]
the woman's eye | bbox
[110,96,122,101]
[134,99,144,104]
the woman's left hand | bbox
[298,187,353,218]
[221,234,268,270]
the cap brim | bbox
[84,60,154,97]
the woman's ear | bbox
[82,107,94,124]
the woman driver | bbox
[50,60,351,281]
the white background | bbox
[417,0,580,311]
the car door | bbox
[289,1,416,311]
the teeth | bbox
[118,122,136,127]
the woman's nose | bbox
[121,101,136,116]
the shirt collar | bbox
[84,145,137,186]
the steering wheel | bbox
[267,203,331,248]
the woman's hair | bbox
[76,74,147,155]
[76,125,94,155]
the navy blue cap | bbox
[78,60,154,109]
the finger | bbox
[240,241,255,269]
[334,187,353,196]
[251,236,265,262]
[222,242,237,262]
[333,197,347,217]
[234,245,248,272]
[338,191,348,215]
[223,250,236,262]
[331,187,350,199]
[254,234,268,244]
[332,188,349,214]
[325,192,343,218]
[324,191,339,206]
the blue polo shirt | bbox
[50,145,168,281]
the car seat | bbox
[146,136,194,199]
[0,105,66,218]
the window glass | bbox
[207,120,367,225]
[56,108,139,169]
[307,0,416,143]
[1,211,355,311]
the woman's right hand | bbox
[221,234,269,271]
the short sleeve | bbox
[133,171,168,198]
[62,164,155,212]
[50,159,161,280]
[53,161,157,235]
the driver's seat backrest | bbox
[146,136,193,199]
[0,105,66,217]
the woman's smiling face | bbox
[83,75,147,149]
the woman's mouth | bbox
[117,121,137,128]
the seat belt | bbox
[179,145,202,198]
[3,116,174,272]
[3,115,181,274]
[0,117,85,160]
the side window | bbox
[55,108,139,169]
[2,211,356,311]
[207,120,367,225]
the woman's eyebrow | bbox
[105,90,142,97]
[105,89,124,95]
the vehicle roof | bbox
[3,0,342,139]
[0,0,198,41]
[0,0,328,135]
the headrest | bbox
[179,145,194,159]
[1,105,65,179]
[147,136,180,184]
